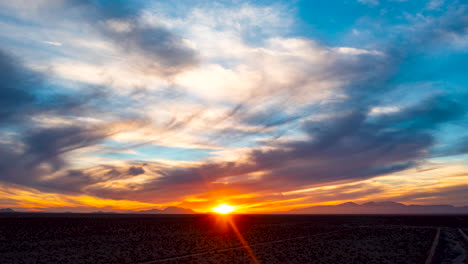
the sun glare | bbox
[213,204,235,214]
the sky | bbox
[0,0,467,213]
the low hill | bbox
[136,206,196,214]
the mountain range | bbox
[287,201,468,214]
[0,206,196,214]
[134,206,196,214]
[92,206,197,214]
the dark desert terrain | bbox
[1,213,467,264]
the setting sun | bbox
[213,204,235,214]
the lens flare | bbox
[213,204,235,214]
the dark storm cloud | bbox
[457,137,468,155]
[0,50,39,123]
[415,4,468,47]
[0,126,108,190]
[0,49,106,125]
[37,163,146,194]
[111,27,198,72]
[23,126,105,168]
[128,166,145,176]
[65,0,199,74]
[375,94,467,130]
[433,135,468,157]
[240,106,303,129]
[39,170,96,194]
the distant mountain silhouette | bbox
[136,206,196,214]
[287,201,468,214]
[7,207,197,214]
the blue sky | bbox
[0,0,467,212]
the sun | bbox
[213,204,235,214]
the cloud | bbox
[0,48,147,194]
[65,0,199,75]
[128,166,145,176]
[42,41,62,46]
[426,0,445,11]
[0,50,39,123]
[0,0,467,211]
[0,49,110,126]
[93,2,468,202]
[74,90,465,203]
[394,4,468,51]
[0,125,108,190]
[358,0,379,7]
